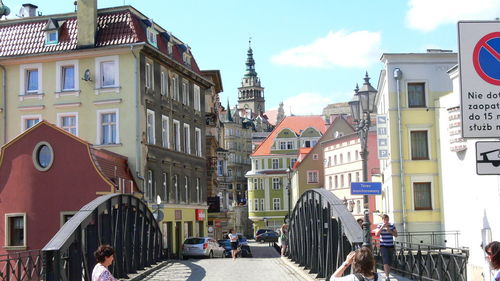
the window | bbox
[329,176,332,188]
[272,159,279,169]
[96,56,119,88]
[97,109,118,145]
[328,156,331,167]
[20,64,42,95]
[273,198,281,210]
[145,61,153,89]
[196,178,201,203]
[280,141,287,150]
[355,150,359,160]
[341,175,344,187]
[313,154,318,160]
[46,31,58,45]
[340,154,343,164]
[307,171,319,183]
[183,124,190,154]
[146,110,155,145]
[6,214,25,247]
[21,115,41,132]
[347,152,351,162]
[334,155,337,165]
[408,82,426,108]
[56,60,79,93]
[356,172,360,182]
[172,75,179,100]
[335,176,338,188]
[259,178,264,190]
[194,85,201,111]
[195,128,202,157]
[414,182,432,210]
[305,140,311,147]
[57,113,78,135]
[411,130,429,160]
[174,175,179,202]
[162,115,169,148]
[217,160,224,176]
[260,199,265,211]
[147,27,157,47]
[254,160,259,170]
[162,172,169,202]
[182,80,189,105]
[33,142,54,171]
[348,173,352,186]
[272,178,280,190]
[254,199,259,211]
[184,176,189,203]
[227,169,232,177]
[161,69,168,96]
[146,170,154,200]
[252,178,258,190]
[173,120,181,151]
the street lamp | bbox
[154,194,162,221]
[286,168,291,225]
[348,72,377,249]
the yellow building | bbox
[375,51,457,238]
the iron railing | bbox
[0,250,42,281]
[373,240,469,281]
[397,231,461,248]
[42,194,163,281]
[288,189,363,279]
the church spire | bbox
[245,38,257,78]
[226,99,233,122]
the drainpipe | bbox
[131,46,143,189]
[0,64,6,144]
[394,67,407,234]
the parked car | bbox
[218,239,232,258]
[182,237,225,259]
[256,231,279,243]
[255,228,273,237]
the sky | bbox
[3,0,500,116]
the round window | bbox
[32,142,54,171]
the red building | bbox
[0,121,138,255]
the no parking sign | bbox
[459,21,500,138]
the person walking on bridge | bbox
[228,229,240,260]
[485,241,500,280]
[92,245,117,281]
[374,214,398,281]
[330,247,383,281]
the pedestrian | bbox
[92,244,117,281]
[374,214,398,281]
[330,247,384,281]
[280,223,289,256]
[228,229,239,260]
[357,218,364,229]
[485,241,500,280]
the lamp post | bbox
[348,72,377,249]
[286,168,291,225]
[154,194,162,221]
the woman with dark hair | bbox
[330,247,384,281]
[92,245,117,281]
[485,241,500,280]
[228,229,240,260]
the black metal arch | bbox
[42,194,163,281]
[289,188,363,279]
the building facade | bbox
[375,50,457,235]
[246,116,327,232]
[0,0,211,257]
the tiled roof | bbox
[91,148,137,192]
[0,8,201,74]
[252,115,327,156]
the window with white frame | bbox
[347,152,351,162]
[355,150,359,160]
[254,199,259,211]
[272,158,279,169]
[5,214,26,247]
[97,109,118,145]
[341,175,345,187]
[173,120,181,151]
[348,173,352,186]
[56,60,78,92]
[335,175,338,188]
[273,198,281,210]
[160,69,168,96]
[254,160,259,170]
[183,123,190,154]
[329,176,332,188]
[172,75,179,100]
[184,176,189,203]
[161,115,169,148]
[96,56,119,88]
[260,199,265,211]
[20,64,42,94]
[196,178,201,203]
[145,61,153,90]
[408,82,426,108]
[227,169,232,177]
[272,178,280,190]
[182,80,189,105]
[195,128,202,157]
[146,110,155,145]
[411,130,429,160]
[217,160,224,176]
[252,178,258,190]
[45,30,58,45]
[340,154,343,164]
[259,178,264,190]
[194,85,201,111]
[21,115,41,132]
[146,169,154,200]
[356,172,360,182]
[57,113,78,135]
[147,27,157,47]
[174,175,179,202]
[307,171,319,183]
[162,172,169,202]
[414,182,432,210]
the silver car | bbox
[181,237,225,259]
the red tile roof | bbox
[91,148,137,193]
[252,115,327,156]
[0,8,201,74]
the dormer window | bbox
[46,31,58,45]
[147,27,158,48]
[183,52,191,66]
[167,42,173,55]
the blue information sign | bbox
[351,182,382,195]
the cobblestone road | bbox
[140,242,306,281]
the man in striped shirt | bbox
[375,214,398,281]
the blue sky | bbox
[4,0,500,115]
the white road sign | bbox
[458,21,500,138]
[476,141,500,175]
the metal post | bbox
[360,113,372,249]
[286,168,291,224]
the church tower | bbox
[238,40,265,116]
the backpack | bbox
[354,273,378,281]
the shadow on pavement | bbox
[180,261,206,281]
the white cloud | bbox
[271,30,381,69]
[406,0,500,32]
[270,92,334,116]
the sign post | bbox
[458,21,500,138]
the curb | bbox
[119,260,170,281]
[280,256,324,281]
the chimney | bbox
[20,3,38,17]
[77,0,97,48]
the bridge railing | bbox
[397,231,461,248]
[0,250,42,281]
[42,193,163,281]
[288,189,363,279]
[373,239,469,281]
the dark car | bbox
[218,239,232,258]
[256,231,279,243]
[255,228,273,237]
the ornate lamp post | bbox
[348,72,378,249]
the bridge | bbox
[0,189,468,281]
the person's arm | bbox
[390,225,398,237]
[332,251,355,277]
[374,224,384,236]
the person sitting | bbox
[330,247,384,281]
